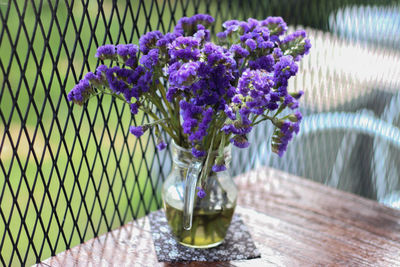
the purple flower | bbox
[180,100,201,135]
[261,16,287,37]
[212,164,227,172]
[67,78,94,105]
[202,42,233,67]
[266,102,278,110]
[216,31,227,40]
[182,118,198,134]
[116,44,138,57]
[275,143,288,157]
[136,70,152,93]
[230,44,249,58]
[282,30,306,44]
[157,140,167,150]
[84,71,104,87]
[280,121,291,133]
[129,126,145,137]
[96,64,108,73]
[221,123,252,135]
[196,187,206,199]
[273,55,298,87]
[139,31,163,54]
[169,61,199,87]
[88,65,108,85]
[67,14,308,164]
[105,66,132,98]
[259,41,274,49]
[281,30,311,61]
[248,55,274,71]
[122,66,153,101]
[192,147,206,158]
[271,117,302,157]
[174,14,214,36]
[284,94,294,106]
[247,18,259,30]
[292,122,300,134]
[130,102,139,115]
[291,90,304,100]
[96,44,116,59]
[273,48,283,59]
[245,39,257,51]
[174,17,190,35]
[169,36,200,61]
[156,32,182,47]
[230,135,250,148]
[140,48,159,70]
[235,69,274,117]
[84,72,96,81]
[238,21,254,33]
[189,107,213,142]
[224,105,236,120]
[194,24,211,42]
[216,20,242,41]
[166,86,178,102]
[222,20,240,28]
[116,44,138,67]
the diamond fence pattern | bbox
[1,0,399,266]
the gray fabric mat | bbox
[148,209,261,262]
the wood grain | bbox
[36,167,400,266]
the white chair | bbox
[373,92,400,208]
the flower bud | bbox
[288,114,298,122]
[271,143,280,153]
[289,90,304,100]
[196,187,206,199]
[129,125,149,138]
[272,136,281,143]
[273,119,285,128]
[230,135,249,148]
[215,155,225,166]
[156,139,167,150]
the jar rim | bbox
[171,140,232,156]
[171,140,192,153]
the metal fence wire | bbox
[1,0,399,266]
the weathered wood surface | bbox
[37,167,400,266]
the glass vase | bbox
[162,142,237,248]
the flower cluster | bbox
[68,14,310,178]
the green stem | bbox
[144,118,168,127]
[145,92,169,119]
[239,58,248,73]
[199,131,216,187]
[252,114,260,124]
[157,83,174,118]
[173,95,187,148]
[252,115,274,126]
[213,115,228,148]
[139,106,179,142]
[272,101,286,119]
[204,119,217,150]
[144,92,183,141]
[95,90,126,102]
[157,82,183,140]
[94,84,181,142]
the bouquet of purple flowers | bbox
[68,14,310,174]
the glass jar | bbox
[162,142,237,248]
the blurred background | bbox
[1,0,399,265]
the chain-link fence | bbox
[1,0,399,266]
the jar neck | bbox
[171,141,232,169]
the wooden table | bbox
[37,167,400,266]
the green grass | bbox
[0,1,168,265]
